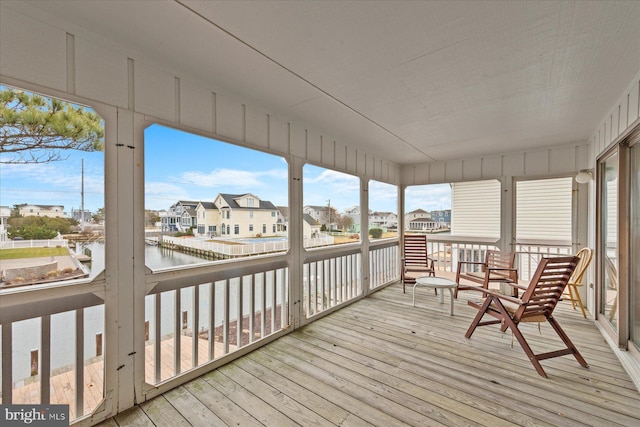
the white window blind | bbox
[516,177,572,243]
[451,180,501,238]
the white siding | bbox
[516,177,572,243]
[451,180,501,238]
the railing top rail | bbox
[302,244,362,264]
[415,234,499,244]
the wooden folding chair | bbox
[401,234,435,293]
[454,250,517,298]
[465,256,588,378]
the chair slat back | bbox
[485,251,515,270]
[570,247,593,285]
[404,235,429,268]
[516,256,578,321]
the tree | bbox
[0,88,104,163]
[8,215,76,239]
[92,207,105,224]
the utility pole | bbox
[327,199,331,230]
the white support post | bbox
[361,178,370,296]
[288,157,304,328]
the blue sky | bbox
[0,92,450,215]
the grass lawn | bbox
[0,247,69,260]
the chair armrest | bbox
[457,261,486,267]
[468,287,523,305]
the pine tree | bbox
[0,88,104,163]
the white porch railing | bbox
[0,275,106,420]
[143,258,290,388]
[513,240,573,281]
[421,234,574,282]
[302,246,362,319]
[369,240,399,290]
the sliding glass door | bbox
[631,142,640,351]
[599,152,619,329]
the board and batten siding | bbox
[451,180,501,239]
[515,177,572,243]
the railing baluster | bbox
[260,273,266,340]
[270,271,276,334]
[320,260,326,311]
[280,268,287,329]
[249,274,255,344]
[41,315,51,404]
[208,282,215,361]
[154,293,161,383]
[174,290,181,375]
[75,309,85,416]
[223,279,230,355]
[237,278,243,348]
[192,285,199,367]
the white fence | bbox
[159,235,335,256]
[0,239,68,249]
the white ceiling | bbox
[22,0,640,165]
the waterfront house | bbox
[369,211,398,231]
[195,202,217,237]
[1,2,639,426]
[17,204,66,218]
[161,200,199,232]
[214,193,279,238]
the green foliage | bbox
[320,224,327,232]
[175,228,194,237]
[0,87,104,163]
[369,228,383,239]
[7,215,75,239]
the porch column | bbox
[361,178,370,295]
[501,176,514,254]
[288,156,304,329]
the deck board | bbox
[99,282,640,426]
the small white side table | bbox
[413,276,458,316]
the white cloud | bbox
[179,168,287,189]
[405,184,452,212]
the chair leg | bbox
[547,316,589,368]
[464,297,493,338]
[502,316,549,378]
[571,285,587,318]
[566,285,578,310]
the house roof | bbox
[198,202,216,209]
[277,206,289,218]
[218,193,277,210]
[407,209,429,214]
[303,214,319,226]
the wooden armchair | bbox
[465,256,587,378]
[401,234,435,293]
[563,247,593,318]
[454,250,517,298]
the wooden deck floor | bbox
[99,282,640,426]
